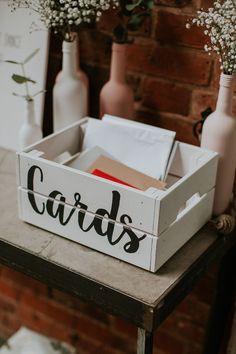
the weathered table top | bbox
[0,148,235,332]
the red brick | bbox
[191,89,216,120]
[93,344,125,354]
[19,289,77,327]
[0,278,20,301]
[80,30,111,67]
[177,294,210,325]
[192,274,217,304]
[74,334,101,354]
[16,305,74,344]
[126,44,212,85]
[0,312,21,338]
[143,77,191,115]
[51,288,77,308]
[136,110,199,145]
[0,294,18,314]
[154,0,191,7]
[156,11,208,49]
[75,302,111,325]
[0,267,48,296]
[160,311,205,345]
[112,318,137,338]
[154,330,185,354]
[199,0,215,9]
[76,314,117,346]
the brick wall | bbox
[0,0,227,353]
[0,263,219,354]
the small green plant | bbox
[113,0,154,43]
[4,48,45,101]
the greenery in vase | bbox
[113,0,154,43]
[10,0,119,42]
[187,0,236,75]
[4,49,45,101]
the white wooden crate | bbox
[16,117,218,272]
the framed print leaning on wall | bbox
[0,0,49,151]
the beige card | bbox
[87,156,166,191]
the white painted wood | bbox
[21,118,88,160]
[154,149,218,235]
[16,118,219,271]
[151,189,215,272]
[18,187,154,271]
[168,142,216,177]
[18,151,156,236]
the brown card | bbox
[87,155,166,191]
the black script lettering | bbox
[77,190,120,234]
[27,165,45,215]
[47,192,84,226]
[93,191,120,237]
[120,214,146,253]
[77,197,92,232]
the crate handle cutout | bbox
[176,192,200,220]
[156,153,218,235]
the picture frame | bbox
[0,0,49,151]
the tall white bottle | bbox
[19,100,42,149]
[53,40,87,132]
[201,73,236,215]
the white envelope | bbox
[82,117,176,180]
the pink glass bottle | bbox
[201,73,236,215]
[99,42,134,119]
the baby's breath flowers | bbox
[10,0,119,41]
[187,0,236,75]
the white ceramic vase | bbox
[201,73,236,216]
[53,39,88,132]
[19,100,42,149]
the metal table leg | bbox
[137,328,153,354]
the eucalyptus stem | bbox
[21,62,30,99]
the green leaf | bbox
[127,12,146,31]
[147,0,154,9]
[23,48,40,64]
[4,60,20,65]
[126,0,142,11]
[12,74,36,84]
[12,92,24,98]
[12,93,33,101]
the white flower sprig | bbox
[10,0,119,41]
[187,0,236,75]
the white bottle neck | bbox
[216,73,235,115]
[110,42,126,83]
[25,100,35,124]
[62,40,77,77]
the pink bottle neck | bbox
[216,73,235,115]
[110,43,126,83]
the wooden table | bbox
[0,147,235,354]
